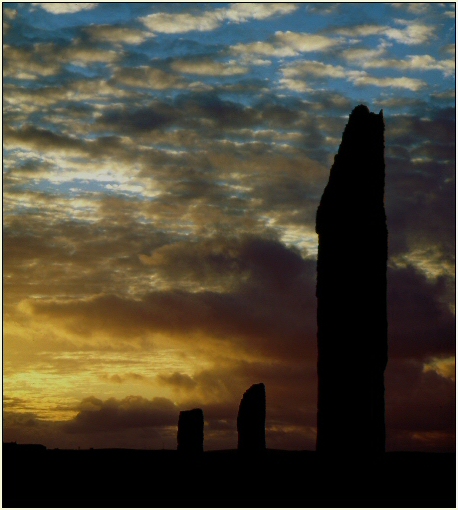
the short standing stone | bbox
[237,383,266,451]
[177,408,204,453]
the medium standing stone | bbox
[177,408,204,453]
[237,383,266,451]
[316,105,388,456]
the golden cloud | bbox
[423,357,455,381]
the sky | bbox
[3,2,455,452]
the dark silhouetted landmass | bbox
[237,383,266,451]
[177,408,204,453]
[3,443,455,507]
[316,105,388,456]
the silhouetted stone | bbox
[237,383,266,451]
[316,105,388,456]
[177,408,204,453]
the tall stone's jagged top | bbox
[316,105,388,455]
[237,383,266,452]
[177,408,204,453]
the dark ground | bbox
[3,444,455,507]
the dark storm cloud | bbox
[4,411,42,429]
[3,407,177,450]
[385,358,455,451]
[140,235,308,289]
[96,92,263,134]
[4,125,87,154]
[387,107,455,147]
[62,395,178,433]
[22,223,454,365]
[3,124,132,163]
[96,92,325,136]
[387,265,455,359]
[24,235,317,359]
[384,107,455,264]
[175,93,261,129]
[99,103,180,132]
[386,160,455,258]
[254,97,303,127]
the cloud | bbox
[100,372,149,384]
[391,3,431,15]
[348,71,427,91]
[275,31,342,52]
[231,40,297,58]
[385,358,455,451]
[334,24,386,38]
[139,3,298,34]
[33,3,98,14]
[85,24,155,45]
[157,372,198,390]
[3,44,61,80]
[96,94,264,134]
[4,125,88,156]
[5,39,122,78]
[342,44,389,63]
[220,3,298,23]
[423,356,455,381]
[306,4,340,15]
[444,43,455,56]
[335,21,435,45]
[62,395,178,433]
[347,53,455,77]
[3,7,17,19]
[280,55,433,91]
[171,58,248,76]
[60,44,120,66]
[278,79,311,93]
[3,409,176,450]
[282,60,346,79]
[387,265,455,360]
[113,66,188,90]
[385,20,436,45]
[232,31,341,59]
[20,235,318,361]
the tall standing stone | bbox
[177,408,204,453]
[237,383,266,451]
[315,105,388,456]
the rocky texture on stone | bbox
[237,383,266,451]
[316,105,388,456]
[177,408,204,453]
